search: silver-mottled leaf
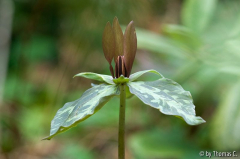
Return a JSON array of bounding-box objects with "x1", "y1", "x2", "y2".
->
[
  {"x1": 74, "y1": 72, "x2": 114, "y2": 84},
  {"x1": 127, "y1": 79, "x2": 205, "y2": 125},
  {"x1": 129, "y1": 69, "x2": 164, "y2": 82},
  {"x1": 43, "y1": 84, "x2": 119, "y2": 140}
]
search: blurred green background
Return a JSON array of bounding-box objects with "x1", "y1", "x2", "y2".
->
[{"x1": 1, "y1": 0, "x2": 240, "y2": 158}]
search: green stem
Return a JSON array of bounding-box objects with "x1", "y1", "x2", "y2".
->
[{"x1": 119, "y1": 83, "x2": 126, "y2": 159}]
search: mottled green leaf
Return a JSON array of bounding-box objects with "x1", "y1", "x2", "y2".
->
[
  {"x1": 43, "y1": 84, "x2": 119, "y2": 140},
  {"x1": 129, "y1": 69, "x2": 163, "y2": 82},
  {"x1": 127, "y1": 79, "x2": 205, "y2": 125},
  {"x1": 74, "y1": 72, "x2": 114, "y2": 84}
]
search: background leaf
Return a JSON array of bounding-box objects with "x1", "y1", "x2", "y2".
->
[
  {"x1": 162, "y1": 25, "x2": 202, "y2": 52},
  {"x1": 210, "y1": 80, "x2": 240, "y2": 150},
  {"x1": 129, "y1": 128, "x2": 200, "y2": 159},
  {"x1": 181, "y1": 0, "x2": 218, "y2": 34},
  {"x1": 59, "y1": 143, "x2": 96, "y2": 159},
  {"x1": 136, "y1": 28, "x2": 186, "y2": 58}
]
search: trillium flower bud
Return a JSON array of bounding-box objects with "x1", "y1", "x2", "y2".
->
[
  {"x1": 115, "y1": 56, "x2": 127, "y2": 78},
  {"x1": 102, "y1": 17, "x2": 137, "y2": 78},
  {"x1": 44, "y1": 17, "x2": 205, "y2": 143}
]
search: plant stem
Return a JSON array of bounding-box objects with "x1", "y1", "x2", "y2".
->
[{"x1": 119, "y1": 83, "x2": 126, "y2": 159}]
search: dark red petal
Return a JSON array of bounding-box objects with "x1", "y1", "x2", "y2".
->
[
  {"x1": 113, "y1": 17, "x2": 124, "y2": 62},
  {"x1": 115, "y1": 56, "x2": 127, "y2": 78},
  {"x1": 109, "y1": 65, "x2": 114, "y2": 78},
  {"x1": 123, "y1": 21, "x2": 137, "y2": 77},
  {"x1": 121, "y1": 56, "x2": 127, "y2": 77},
  {"x1": 102, "y1": 21, "x2": 115, "y2": 64},
  {"x1": 115, "y1": 57, "x2": 119, "y2": 78}
]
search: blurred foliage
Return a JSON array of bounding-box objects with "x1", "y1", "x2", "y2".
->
[
  {"x1": 129, "y1": 128, "x2": 201, "y2": 159},
  {"x1": 137, "y1": 0, "x2": 240, "y2": 156},
  {"x1": 1, "y1": 0, "x2": 240, "y2": 158}
]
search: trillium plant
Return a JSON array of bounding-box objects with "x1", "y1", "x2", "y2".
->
[{"x1": 44, "y1": 17, "x2": 205, "y2": 158}]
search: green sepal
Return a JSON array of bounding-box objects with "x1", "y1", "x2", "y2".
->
[
  {"x1": 74, "y1": 72, "x2": 114, "y2": 85},
  {"x1": 127, "y1": 78, "x2": 205, "y2": 125},
  {"x1": 129, "y1": 69, "x2": 164, "y2": 82},
  {"x1": 43, "y1": 84, "x2": 119, "y2": 140},
  {"x1": 113, "y1": 75, "x2": 129, "y2": 84},
  {"x1": 112, "y1": 75, "x2": 133, "y2": 98},
  {"x1": 126, "y1": 85, "x2": 133, "y2": 98}
]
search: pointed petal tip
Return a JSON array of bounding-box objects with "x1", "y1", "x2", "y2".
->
[
  {"x1": 113, "y1": 17, "x2": 120, "y2": 26},
  {"x1": 123, "y1": 19, "x2": 137, "y2": 77},
  {"x1": 106, "y1": 21, "x2": 111, "y2": 26},
  {"x1": 201, "y1": 118, "x2": 206, "y2": 123},
  {"x1": 113, "y1": 17, "x2": 121, "y2": 27},
  {"x1": 129, "y1": 20, "x2": 135, "y2": 25},
  {"x1": 113, "y1": 16, "x2": 118, "y2": 21},
  {"x1": 102, "y1": 20, "x2": 115, "y2": 64},
  {"x1": 113, "y1": 16, "x2": 124, "y2": 60},
  {"x1": 125, "y1": 21, "x2": 136, "y2": 35}
]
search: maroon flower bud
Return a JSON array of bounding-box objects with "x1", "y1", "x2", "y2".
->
[
  {"x1": 102, "y1": 17, "x2": 137, "y2": 78},
  {"x1": 115, "y1": 56, "x2": 127, "y2": 78}
]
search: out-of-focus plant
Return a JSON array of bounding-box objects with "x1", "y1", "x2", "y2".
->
[
  {"x1": 44, "y1": 17, "x2": 205, "y2": 158},
  {"x1": 137, "y1": 0, "x2": 240, "y2": 153}
]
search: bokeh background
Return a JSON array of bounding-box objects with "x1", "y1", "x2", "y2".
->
[{"x1": 1, "y1": 0, "x2": 240, "y2": 158}]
